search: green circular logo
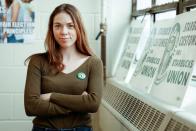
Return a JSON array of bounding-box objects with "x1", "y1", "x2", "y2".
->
[{"x1": 77, "y1": 72, "x2": 86, "y2": 80}]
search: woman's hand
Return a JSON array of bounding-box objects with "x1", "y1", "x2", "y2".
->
[
  {"x1": 82, "y1": 91, "x2": 88, "y2": 95},
  {"x1": 40, "y1": 93, "x2": 52, "y2": 101}
]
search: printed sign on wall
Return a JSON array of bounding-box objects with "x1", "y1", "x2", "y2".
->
[
  {"x1": 115, "y1": 20, "x2": 145, "y2": 81},
  {"x1": 150, "y1": 10, "x2": 196, "y2": 107},
  {"x1": 129, "y1": 19, "x2": 174, "y2": 93},
  {"x1": 0, "y1": 0, "x2": 35, "y2": 44}
]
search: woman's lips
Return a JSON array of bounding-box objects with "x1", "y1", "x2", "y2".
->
[{"x1": 59, "y1": 38, "x2": 69, "y2": 43}]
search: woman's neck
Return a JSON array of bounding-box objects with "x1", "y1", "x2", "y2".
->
[{"x1": 60, "y1": 44, "x2": 81, "y2": 63}]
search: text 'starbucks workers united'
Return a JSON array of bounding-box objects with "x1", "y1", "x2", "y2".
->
[
  {"x1": 150, "y1": 10, "x2": 196, "y2": 107},
  {"x1": 129, "y1": 19, "x2": 174, "y2": 93},
  {"x1": 115, "y1": 20, "x2": 145, "y2": 81}
]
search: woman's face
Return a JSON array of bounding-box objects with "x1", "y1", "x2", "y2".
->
[{"x1": 53, "y1": 12, "x2": 77, "y2": 49}]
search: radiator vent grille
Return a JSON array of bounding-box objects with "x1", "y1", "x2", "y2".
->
[
  {"x1": 103, "y1": 83, "x2": 166, "y2": 131},
  {"x1": 165, "y1": 119, "x2": 196, "y2": 131}
]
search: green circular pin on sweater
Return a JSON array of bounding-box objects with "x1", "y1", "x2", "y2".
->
[{"x1": 77, "y1": 72, "x2": 86, "y2": 80}]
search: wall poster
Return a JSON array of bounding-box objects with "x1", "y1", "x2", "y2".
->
[{"x1": 0, "y1": 0, "x2": 35, "y2": 44}]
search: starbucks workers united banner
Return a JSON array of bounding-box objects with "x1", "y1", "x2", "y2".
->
[
  {"x1": 115, "y1": 20, "x2": 145, "y2": 81},
  {"x1": 150, "y1": 10, "x2": 196, "y2": 107},
  {"x1": 129, "y1": 19, "x2": 174, "y2": 93}
]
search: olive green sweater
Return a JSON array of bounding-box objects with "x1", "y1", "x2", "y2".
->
[{"x1": 24, "y1": 53, "x2": 103, "y2": 128}]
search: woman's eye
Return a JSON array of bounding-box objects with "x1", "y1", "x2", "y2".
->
[
  {"x1": 68, "y1": 24, "x2": 74, "y2": 28},
  {"x1": 54, "y1": 25, "x2": 60, "y2": 28}
]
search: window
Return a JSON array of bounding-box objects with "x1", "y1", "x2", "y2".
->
[
  {"x1": 137, "y1": 0, "x2": 151, "y2": 10},
  {"x1": 190, "y1": 8, "x2": 196, "y2": 11},
  {"x1": 156, "y1": 11, "x2": 176, "y2": 21},
  {"x1": 156, "y1": 0, "x2": 178, "y2": 5}
]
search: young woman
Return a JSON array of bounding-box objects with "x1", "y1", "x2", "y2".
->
[{"x1": 24, "y1": 3, "x2": 103, "y2": 131}]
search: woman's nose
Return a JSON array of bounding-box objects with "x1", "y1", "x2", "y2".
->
[{"x1": 61, "y1": 26, "x2": 69, "y2": 35}]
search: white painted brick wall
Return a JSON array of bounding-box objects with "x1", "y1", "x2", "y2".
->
[{"x1": 0, "y1": 0, "x2": 101, "y2": 130}]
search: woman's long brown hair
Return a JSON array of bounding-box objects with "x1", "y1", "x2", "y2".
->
[{"x1": 45, "y1": 4, "x2": 93, "y2": 71}]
